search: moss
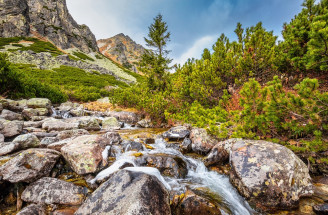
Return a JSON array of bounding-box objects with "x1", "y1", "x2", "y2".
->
[{"x1": 132, "y1": 152, "x2": 143, "y2": 157}]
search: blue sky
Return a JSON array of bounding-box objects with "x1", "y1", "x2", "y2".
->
[{"x1": 67, "y1": 0, "x2": 304, "y2": 65}]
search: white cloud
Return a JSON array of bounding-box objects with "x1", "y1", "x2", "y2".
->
[{"x1": 173, "y1": 35, "x2": 217, "y2": 66}]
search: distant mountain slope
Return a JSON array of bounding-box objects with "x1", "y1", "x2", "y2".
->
[
  {"x1": 0, "y1": 0, "x2": 98, "y2": 53},
  {"x1": 98, "y1": 33, "x2": 146, "y2": 73}
]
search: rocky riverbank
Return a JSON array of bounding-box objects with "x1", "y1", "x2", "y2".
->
[{"x1": 0, "y1": 98, "x2": 327, "y2": 215}]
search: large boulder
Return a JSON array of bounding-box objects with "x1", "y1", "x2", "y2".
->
[
  {"x1": 102, "y1": 131, "x2": 122, "y2": 144},
  {"x1": 136, "y1": 153, "x2": 188, "y2": 178},
  {"x1": 0, "y1": 118, "x2": 24, "y2": 137},
  {"x1": 27, "y1": 98, "x2": 51, "y2": 109},
  {"x1": 21, "y1": 177, "x2": 86, "y2": 205},
  {"x1": 106, "y1": 111, "x2": 139, "y2": 124},
  {"x1": 0, "y1": 109, "x2": 23, "y2": 121},
  {"x1": 102, "y1": 117, "x2": 121, "y2": 130},
  {"x1": 173, "y1": 189, "x2": 222, "y2": 215},
  {"x1": 190, "y1": 128, "x2": 218, "y2": 155},
  {"x1": 0, "y1": 133, "x2": 41, "y2": 156},
  {"x1": 22, "y1": 108, "x2": 49, "y2": 120},
  {"x1": 204, "y1": 138, "x2": 241, "y2": 166},
  {"x1": 65, "y1": 116, "x2": 101, "y2": 131},
  {"x1": 163, "y1": 126, "x2": 190, "y2": 141},
  {"x1": 75, "y1": 170, "x2": 171, "y2": 215},
  {"x1": 61, "y1": 135, "x2": 111, "y2": 174},
  {"x1": 17, "y1": 204, "x2": 46, "y2": 215},
  {"x1": 0, "y1": 148, "x2": 60, "y2": 183},
  {"x1": 42, "y1": 119, "x2": 79, "y2": 132},
  {"x1": 229, "y1": 140, "x2": 313, "y2": 211},
  {"x1": 57, "y1": 129, "x2": 89, "y2": 140}
]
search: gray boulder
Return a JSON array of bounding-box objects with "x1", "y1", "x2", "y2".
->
[
  {"x1": 190, "y1": 128, "x2": 218, "y2": 155},
  {"x1": 230, "y1": 140, "x2": 313, "y2": 211},
  {"x1": 22, "y1": 108, "x2": 49, "y2": 120},
  {"x1": 0, "y1": 109, "x2": 23, "y2": 121},
  {"x1": 21, "y1": 177, "x2": 86, "y2": 205},
  {"x1": 102, "y1": 131, "x2": 122, "y2": 144},
  {"x1": 65, "y1": 116, "x2": 101, "y2": 131},
  {"x1": 42, "y1": 119, "x2": 79, "y2": 131},
  {"x1": 17, "y1": 204, "x2": 46, "y2": 215},
  {"x1": 0, "y1": 118, "x2": 23, "y2": 137},
  {"x1": 204, "y1": 138, "x2": 241, "y2": 166},
  {"x1": 137, "y1": 118, "x2": 153, "y2": 128},
  {"x1": 102, "y1": 117, "x2": 121, "y2": 130},
  {"x1": 0, "y1": 133, "x2": 4, "y2": 143},
  {"x1": 106, "y1": 111, "x2": 139, "y2": 124},
  {"x1": 27, "y1": 98, "x2": 51, "y2": 109},
  {"x1": 0, "y1": 133, "x2": 41, "y2": 156},
  {"x1": 180, "y1": 138, "x2": 192, "y2": 154},
  {"x1": 23, "y1": 121, "x2": 43, "y2": 128},
  {"x1": 75, "y1": 170, "x2": 171, "y2": 215},
  {"x1": 0, "y1": 148, "x2": 60, "y2": 183},
  {"x1": 163, "y1": 126, "x2": 190, "y2": 141},
  {"x1": 57, "y1": 129, "x2": 89, "y2": 140}
]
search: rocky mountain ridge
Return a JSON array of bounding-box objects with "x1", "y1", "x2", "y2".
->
[
  {"x1": 98, "y1": 33, "x2": 146, "y2": 73},
  {"x1": 0, "y1": 0, "x2": 98, "y2": 53}
]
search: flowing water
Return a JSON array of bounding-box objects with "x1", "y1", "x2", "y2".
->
[{"x1": 93, "y1": 129, "x2": 256, "y2": 215}]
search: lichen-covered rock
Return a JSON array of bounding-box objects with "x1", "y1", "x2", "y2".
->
[
  {"x1": 173, "y1": 189, "x2": 222, "y2": 215},
  {"x1": 229, "y1": 140, "x2": 313, "y2": 211},
  {"x1": 47, "y1": 138, "x2": 72, "y2": 151},
  {"x1": 102, "y1": 131, "x2": 122, "y2": 144},
  {"x1": 22, "y1": 108, "x2": 49, "y2": 120},
  {"x1": 21, "y1": 177, "x2": 86, "y2": 205},
  {"x1": 60, "y1": 135, "x2": 111, "y2": 174},
  {"x1": 75, "y1": 170, "x2": 171, "y2": 215},
  {"x1": 102, "y1": 117, "x2": 121, "y2": 130},
  {"x1": 42, "y1": 119, "x2": 79, "y2": 131},
  {"x1": 163, "y1": 126, "x2": 190, "y2": 141},
  {"x1": 190, "y1": 128, "x2": 218, "y2": 155},
  {"x1": 106, "y1": 111, "x2": 139, "y2": 124},
  {"x1": 17, "y1": 203, "x2": 46, "y2": 215},
  {"x1": 137, "y1": 118, "x2": 153, "y2": 128},
  {"x1": 40, "y1": 137, "x2": 58, "y2": 147},
  {"x1": 0, "y1": 142, "x2": 17, "y2": 156},
  {"x1": 0, "y1": 118, "x2": 24, "y2": 137},
  {"x1": 27, "y1": 98, "x2": 51, "y2": 109},
  {"x1": 57, "y1": 129, "x2": 89, "y2": 140},
  {"x1": 136, "y1": 153, "x2": 188, "y2": 178},
  {"x1": 65, "y1": 116, "x2": 100, "y2": 131},
  {"x1": 0, "y1": 148, "x2": 60, "y2": 183},
  {"x1": 23, "y1": 121, "x2": 43, "y2": 128},
  {"x1": 13, "y1": 133, "x2": 40, "y2": 148},
  {"x1": 0, "y1": 109, "x2": 23, "y2": 121},
  {"x1": 204, "y1": 138, "x2": 241, "y2": 167}
]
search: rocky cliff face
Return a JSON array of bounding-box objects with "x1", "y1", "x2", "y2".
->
[
  {"x1": 0, "y1": 0, "x2": 98, "y2": 53},
  {"x1": 98, "y1": 33, "x2": 145, "y2": 72}
]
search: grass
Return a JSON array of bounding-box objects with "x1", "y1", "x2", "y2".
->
[
  {"x1": 13, "y1": 64, "x2": 129, "y2": 102},
  {"x1": 73, "y1": 51, "x2": 95, "y2": 61}
]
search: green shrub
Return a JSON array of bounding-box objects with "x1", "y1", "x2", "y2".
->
[{"x1": 73, "y1": 51, "x2": 95, "y2": 61}]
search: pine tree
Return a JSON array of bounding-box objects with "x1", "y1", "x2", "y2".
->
[{"x1": 139, "y1": 14, "x2": 172, "y2": 91}]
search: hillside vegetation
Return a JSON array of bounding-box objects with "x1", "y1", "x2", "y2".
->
[{"x1": 110, "y1": 0, "x2": 328, "y2": 156}]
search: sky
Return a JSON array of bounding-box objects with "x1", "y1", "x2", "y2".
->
[{"x1": 66, "y1": 0, "x2": 304, "y2": 65}]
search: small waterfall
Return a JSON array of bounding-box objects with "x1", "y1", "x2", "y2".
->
[
  {"x1": 93, "y1": 137, "x2": 256, "y2": 215},
  {"x1": 51, "y1": 107, "x2": 72, "y2": 119}
]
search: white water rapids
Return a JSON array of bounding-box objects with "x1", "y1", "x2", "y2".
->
[{"x1": 92, "y1": 136, "x2": 256, "y2": 215}]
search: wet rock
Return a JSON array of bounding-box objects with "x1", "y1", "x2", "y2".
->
[
  {"x1": 27, "y1": 98, "x2": 51, "y2": 109},
  {"x1": 42, "y1": 119, "x2": 79, "y2": 132},
  {"x1": 137, "y1": 118, "x2": 153, "y2": 128},
  {"x1": 57, "y1": 129, "x2": 89, "y2": 140},
  {"x1": 204, "y1": 138, "x2": 241, "y2": 166},
  {"x1": 229, "y1": 140, "x2": 313, "y2": 211},
  {"x1": 21, "y1": 177, "x2": 86, "y2": 205},
  {"x1": 163, "y1": 126, "x2": 190, "y2": 141},
  {"x1": 173, "y1": 189, "x2": 222, "y2": 215},
  {"x1": 65, "y1": 116, "x2": 100, "y2": 131},
  {"x1": 313, "y1": 203, "x2": 328, "y2": 215},
  {"x1": 106, "y1": 111, "x2": 139, "y2": 124},
  {"x1": 122, "y1": 140, "x2": 144, "y2": 152},
  {"x1": 0, "y1": 148, "x2": 60, "y2": 183},
  {"x1": 0, "y1": 109, "x2": 23, "y2": 121},
  {"x1": 180, "y1": 138, "x2": 192, "y2": 153},
  {"x1": 145, "y1": 138, "x2": 155, "y2": 144},
  {"x1": 102, "y1": 117, "x2": 120, "y2": 130},
  {"x1": 137, "y1": 153, "x2": 188, "y2": 178},
  {"x1": 75, "y1": 170, "x2": 171, "y2": 215},
  {"x1": 102, "y1": 131, "x2": 122, "y2": 144},
  {"x1": 17, "y1": 203, "x2": 46, "y2": 215},
  {"x1": 22, "y1": 108, "x2": 48, "y2": 120},
  {"x1": 190, "y1": 128, "x2": 218, "y2": 155},
  {"x1": 313, "y1": 183, "x2": 328, "y2": 202},
  {"x1": 61, "y1": 135, "x2": 111, "y2": 174}
]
